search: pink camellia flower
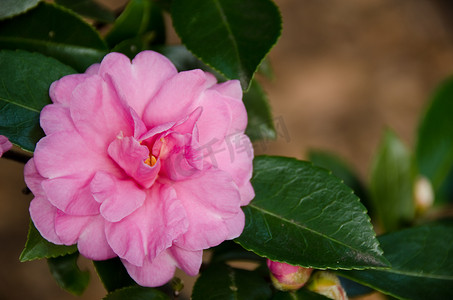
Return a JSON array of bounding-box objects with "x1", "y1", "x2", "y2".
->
[
  {"x1": 24, "y1": 51, "x2": 254, "y2": 287},
  {"x1": 0, "y1": 135, "x2": 12, "y2": 157},
  {"x1": 267, "y1": 259, "x2": 313, "y2": 291}
]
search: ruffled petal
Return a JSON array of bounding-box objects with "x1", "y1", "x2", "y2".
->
[
  {"x1": 210, "y1": 134, "x2": 254, "y2": 205},
  {"x1": 40, "y1": 104, "x2": 75, "y2": 135},
  {"x1": 0, "y1": 135, "x2": 12, "y2": 157},
  {"x1": 49, "y1": 73, "x2": 90, "y2": 105},
  {"x1": 24, "y1": 159, "x2": 44, "y2": 196},
  {"x1": 29, "y1": 196, "x2": 62, "y2": 244},
  {"x1": 143, "y1": 69, "x2": 208, "y2": 128},
  {"x1": 105, "y1": 184, "x2": 187, "y2": 266},
  {"x1": 207, "y1": 79, "x2": 247, "y2": 134},
  {"x1": 172, "y1": 169, "x2": 242, "y2": 250},
  {"x1": 169, "y1": 246, "x2": 202, "y2": 276},
  {"x1": 91, "y1": 171, "x2": 146, "y2": 222},
  {"x1": 54, "y1": 213, "x2": 115, "y2": 260},
  {"x1": 195, "y1": 89, "x2": 233, "y2": 147},
  {"x1": 108, "y1": 136, "x2": 160, "y2": 189},
  {"x1": 41, "y1": 175, "x2": 99, "y2": 216},
  {"x1": 34, "y1": 131, "x2": 115, "y2": 179},
  {"x1": 77, "y1": 216, "x2": 116, "y2": 260},
  {"x1": 54, "y1": 212, "x2": 91, "y2": 245},
  {"x1": 122, "y1": 250, "x2": 176, "y2": 287},
  {"x1": 70, "y1": 76, "x2": 133, "y2": 151},
  {"x1": 99, "y1": 51, "x2": 177, "y2": 117},
  {"x1": 224, "y1": 209, "x2": 246, "y2": 240}
]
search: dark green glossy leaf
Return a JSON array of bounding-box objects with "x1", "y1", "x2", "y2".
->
[
  {"x1": 171, "y1": 0, "x2": 281, "y2": 89},
  {"x1": 437, "y1": 166, "x2": 453, "y2": 203},
  {"x1": 0, "y1": 0, "x2": 40, "y2": 20},
  {"x1": 308, "y1": 150, "x2": 369, "y2": 209},
  {"x1": 236, "y1": 156, "x2": 389, "y2": 270},
  {"x1": 20, "y1": 220, "x2": 77, "y2": 261},
  {"x1": 93, "y1": 257, "x2": 136, "y2": 293},
  {"x1": 103, "y1": 286, "x2": 170, "y2": 300},
  {"x1": 243, "y1": 80, "x2": 276, "y2": 141},
  {"x1": 338, "y1": 276, "x2": 374, "y2": 298},
  {"x1": 192, "y1": 263, "x2": 272, "y2": 300},
  {"x1": 106, "y1": 0, "x2": 165, "y2": 48},
  {"x1": 0, "y1": 50, "x2": 76, "y2": 151},
  {"x1": 111, "y1": 36, "x2": 150, "y2": 60},
  {"x1": 0, "y1": 2, "x2": 108, "y2": 72},
  {"x1": 211, "y1": 240, "x2": 264, "y2": 264},
  {"x1": 55, "y1": 0, "x2": 115, "y2": 23},
  {"x1": 272, "y1": 289, "x2": 331, "y2": 300},
  {"x1": 416, "y1": 77, "x2": 453, "y2": 195},
  {"x1": 337, "y1": 220, "x2": 453, "y2": 300},
  {"x1": 155, "y1": 45, "x2": 220, "y2": 75},
  {"x1": 370, "y1": 130, "x2": 415, "y2": 232},
  {"x1": 48, "y1": 252, "x2": 90, "y2": 296}
]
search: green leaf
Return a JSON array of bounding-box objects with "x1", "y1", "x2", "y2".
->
[
  {"x1": 192, "y1": 263, "x2": 272, "y2": 300},
  {"x1": 416, "y1": 76, "x2": 453, "y2": 194},
  {"x1": 338, "y1": 276, "x2": 374, "y2": 298},
  {"x1": 369, "y1": 129, "x2": 415, "y2": 232},
  {"x1": 47, "y1": 252, "x2": 90, "y2": 296},
  {"x1": 437, "y1": 166, "x2": 453, "y2": 203},
  {"x1": 243, "y1": 79, "x2": 276, "y2": 141},
  {"x1": 55, "y1": 0, "x2": 115, "y2": 23},
  {"x1": 0, "y1": 0, "x2": 40, "y2": 20},
  {"x1": 308, "y1": 150, "x2": 369, "y2": 209},
  {"x1": 0, "y1": 50, "x2": 76, "y2": 151},
  {"x1": 337, "y1": 220, "x2": 453, "y2": 300},
  {"x1": 0, "y1": 2, "x2": 108, "y2": 72},
  {"x1": 171, "y1": 0, "x2": 282, "y2": 89},
  {"x1": 272, "y1": 289, "x2": 331, "y2": 300},
  {"x1": 93, "y1": 257, "x2": 136, "y2": 293},
  {"x1": 111, "y1": 36, "x2": 150, "y2": 60},
  {"x1": 210, "y1": 240, "x2": 264, "y2": 264},
  {"x1": 155, "y1": 45, "x2": 219, "y2": 74},
  {"x1": 20, "y1": 220, "x2": 77, "y2": 262},
  {"x1": 103, "y1": 286, "x2": 170, "y2": 300},
  {"x1": 105, "y1": 0, "x2": 165, "y2": 48},
  {"x1": 236, "y1": 156, "x2": 389, "y2": 270}
]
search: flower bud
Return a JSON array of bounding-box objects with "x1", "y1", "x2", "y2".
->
[
  {"x1": 267, "y1": 259, "x2": 313, "y2": 291},
  {"x1": 307, "y1": 271, "x2": 348, "y2": 300},
  {"x1": 413, "y1": 176, "x2": 434, "y2": 215}
]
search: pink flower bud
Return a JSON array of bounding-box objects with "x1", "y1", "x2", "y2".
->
[
  {"x1": 267, "y1": 259, "x2": 313, "y2": 291},
  {"x1": 307, "y1": 271, "x2": 348, "y2": 300},
  {"x1": 414, "y1": 176, "x2": 434, "y2": 215}
]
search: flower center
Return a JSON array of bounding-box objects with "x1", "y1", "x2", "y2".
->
[{"x1": 144, "y1": 155, "x2": 157, "y2": 167}]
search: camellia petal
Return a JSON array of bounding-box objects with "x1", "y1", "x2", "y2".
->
[
  {"x1": 25, "y1": 50, "x2": 254, "y2": 287},
  {"x1": 29, "y1": 196, "x2": 62, "y2": 245},
  {"x1": 169, "y1": 246, "x2": 203, "y2": 276},
  {"x1": 122, "y1": 250, "x2": 176, "y2": 287},
  {"x1": 0, "y1": 135, "x2": 12, "y2": 157},
  {"x1": 99, "y1": 51, "x2": 177, "y2": 117},
  {"x1": 91, "y1": 171, "x2": 146, "y2": 222},
  {"x1": 105, "y1": 184, "x2": 187, "y2": 266},
  {"x1": 172, "y1": 169, "x2": 242, "y2": 250}
]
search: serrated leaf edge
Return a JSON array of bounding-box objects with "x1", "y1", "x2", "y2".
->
[{"x1": 171, "y1": 0, "x2": 282, "y2": 91}]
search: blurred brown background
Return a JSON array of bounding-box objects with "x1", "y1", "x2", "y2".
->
[{"x1": 1, "y1": 0, "x2": 453, "y2": 299}]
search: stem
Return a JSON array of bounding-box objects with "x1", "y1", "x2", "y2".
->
[{"x1": 2, "y1": 149, "x2": 32, "y2": 164}]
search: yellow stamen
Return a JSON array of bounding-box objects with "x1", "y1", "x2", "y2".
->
[{"x1": 144, "y1": 155, "x2": 157, "y2": 167}]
